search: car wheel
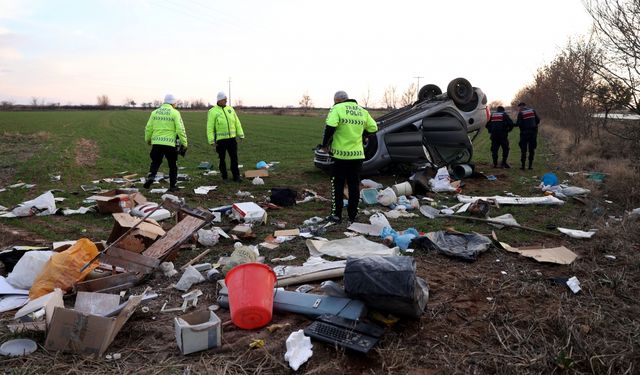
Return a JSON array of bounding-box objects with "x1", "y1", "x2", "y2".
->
[
  {"x1": 447, "y1": 78, "x2": 473, "y2": 105},
  {"x1": 417, "y1": 84, "x2": 442, "y2": 102}
]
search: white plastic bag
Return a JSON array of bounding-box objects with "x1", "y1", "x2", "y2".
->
[
  {"x1": 6, "y1": 251, "x2": 53, "y2": 289},
  {"x1": 429, "y1": 167, "x2": 456, "y2": 192},
  {"x1": 376, "y1": 187, "x2": 397, "y2": 206},
  {"x1": 11, "y1": 191, "x2": 57, "y2": 217},
  {"x1": 360, "y1": 179, "x2": 383, "y2": 189},
  {"x1": 174, "y1": 266, "x2": 205, "y2": 291},
  {"x1": 369, "y1": 212, "x2": 390, "y2": 228},
  {"x1": 197, "y1": 228, "x2": 220, "y2": 247},
  {"x1": 252, "y1": 177, "x2": 265, "y2": 185}
]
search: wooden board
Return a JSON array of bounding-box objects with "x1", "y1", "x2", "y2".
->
[
  {"x1": 143, "y1": 215, "x2": 206, "y2": 259},
  {"x1": 75, "y1": 272, "x2": 142, "y2": 293},
  {"x1": 102, "y1": 246, "x2": 160, "y2": 274}
]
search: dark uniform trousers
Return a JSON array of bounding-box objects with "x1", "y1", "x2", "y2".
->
[
  {"x1": 490, "y1": 135, "x2": 510, "y2": 166},
  {"x1": 148, "y1": 144, "x2": 178, "y2": 188},
  {"x1": 331, "y1": 158, "x2": 362, "y2": 221},
  {"x1": 519, "y1": 129, "x2": 538, "y2": 168},
  {"x1": 216, "y1": 138, "x2": 240, "y2": 180}
]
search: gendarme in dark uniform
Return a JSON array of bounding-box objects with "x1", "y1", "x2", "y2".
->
[
  {"x1": 486, "y1": 105, "x2": 514, "y2": 168},
  {"x1": 516, "y1": 102, "x2": 541, "y2": 170}
]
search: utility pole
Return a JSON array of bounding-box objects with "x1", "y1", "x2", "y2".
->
[
  {"x1": 228, "y1": 77, "x2": 232, "y2": 106},
  {"x1": 413, "y1": 75, "x2": 423, "y2": 100}
]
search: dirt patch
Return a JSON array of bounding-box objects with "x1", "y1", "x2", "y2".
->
[
  {"x1": 75, "y1": 138, "x2": 98, "y2": 167},
  {"x1": 0, "y1": 131, "x2": 50, "y2": 186}
]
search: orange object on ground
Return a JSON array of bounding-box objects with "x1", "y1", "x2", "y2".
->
[
  {"x1": 29, "y1": 238, "x2": 100, "y2": 299},
  {"x1": 225, "y1": 263, "x2": 276, "y2": 329}
]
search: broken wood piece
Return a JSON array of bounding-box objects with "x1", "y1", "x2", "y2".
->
[
  {"x1": 444, "y1": 214, "x2": 560, "y2": 237},
  {"x1": 75, "y1": 272, "x2": 142, "y2": 293},
  {"x1": 143, "y1": 215, "x2": 207, "y2": 260},
  {"x1": 180, "y1": 249, "x2": 213, "y2": 270}
]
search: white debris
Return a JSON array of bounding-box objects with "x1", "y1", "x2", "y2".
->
[{"x1": 284, "y1": 330, "x2": 313, "y2": 371}]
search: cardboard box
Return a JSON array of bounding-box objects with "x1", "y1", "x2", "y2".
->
[
  {"x1": 107, "y1": 213, "x2": 166, "y2": 253},
  {"x1": 87, "y1": 189, "x2": 147, "y2": 214},
  {"x1": 231, "y1": 202, "x2": 267, "y2": 224},
  {"x1": 244, "y1": 169, "x2": 268, "y2": 178},
  {"x1": 44, "y1": 291, "x2": 144, "y2": 355},
  {"x1": 14, "y1": 288, "x2": 64, "y2": 329},
  {"x1": 175, "y1": 310, "x2": 221, "y2": 355}
]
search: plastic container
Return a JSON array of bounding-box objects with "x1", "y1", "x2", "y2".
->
[
  {"x1": 391, "y1": 182, "x2": 412, "y2": 197},
  {"x1": 361, "y1": 188, "x2": 379, "y2": 205},
  {"x1": 225, "y1": 263, "x2": 276, "y2": 329}
]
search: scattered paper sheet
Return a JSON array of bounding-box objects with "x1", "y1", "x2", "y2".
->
[
  {"x1": 0, "y1": 295, "x2": 29, "y2": 313},
  {"x1": 194, "y1": 186, "x2": 217, "y2": 195}
]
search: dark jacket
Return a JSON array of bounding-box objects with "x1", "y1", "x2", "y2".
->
[
  {"x1": 516, "y1": 107, "x2": 540, "y2": 131},
  {"x1": 486, "y1": 110, "x2": 514, "y2": 138}
]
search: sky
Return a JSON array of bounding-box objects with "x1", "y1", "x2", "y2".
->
[{"x1": 0, "y1": 0, "x2": 595, "y2": 108}]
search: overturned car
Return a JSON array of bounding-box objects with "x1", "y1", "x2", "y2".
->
[{"x1": 314, "y1": 78, "x2": 489, "y2": 177}]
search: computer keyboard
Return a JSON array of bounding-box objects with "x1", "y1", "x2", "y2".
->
[{"x1": 303, "y1": 314, "x2": 383, "y2": 354}]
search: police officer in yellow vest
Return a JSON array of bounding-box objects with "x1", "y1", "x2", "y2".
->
[
  {"x1": 207, "y1": 91, "x2": 245, "y2": 182},
  {"x1": 143, "y1": 94, "x2": 188, "y2": 192},
  {"x1": 321, "y1": 91, "x2": 378, "y2": 224}
]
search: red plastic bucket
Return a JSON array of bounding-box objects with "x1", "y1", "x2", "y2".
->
[{"x1": 225, "y1": 263, "x2": 276, "y2": 329}]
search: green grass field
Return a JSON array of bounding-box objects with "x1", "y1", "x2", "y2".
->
[{"x1": 0, "y1": 109, "x2": 573, "y2": 246}]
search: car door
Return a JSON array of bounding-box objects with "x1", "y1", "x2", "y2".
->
[
  {"x1": 421, "y1": 115, "x2": 472, "y2": 167},
  {"x1": 383, "y1": 125, "x2": 427, "y2": 162}
]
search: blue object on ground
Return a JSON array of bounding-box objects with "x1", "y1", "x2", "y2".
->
[{"x1": 541, "y1": 172, "x2": 559, "y2": 186}]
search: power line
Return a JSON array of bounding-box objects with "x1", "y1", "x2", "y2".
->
[{"x1": 413, "y1": 76, "x2": 423, "y2": 99}]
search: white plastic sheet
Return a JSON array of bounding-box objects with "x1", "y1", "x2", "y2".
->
[
  {"x1": 6, "y1": 251, "x2": 53, "y2": 289},
  {"x1": 307, "y1": 236, "x2": 399, "y2": 259},
  {"x1": 457, "y1": 194, "x2": 565, "y2": 205},
  {"x1": 557, "y1": 227, "x2": 596, "y2": 239},
  {"x1": 3, "y1": 191, "x2": 57, "y2": 218}
]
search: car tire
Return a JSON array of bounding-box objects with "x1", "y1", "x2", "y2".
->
[
  {"x1": 417, "y1": 84, "x2": 442, "y2": 102},
  {"x1": 447, "y1": 78, "x2": 473, "y2": 105}
]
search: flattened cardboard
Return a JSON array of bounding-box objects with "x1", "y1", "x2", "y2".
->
[
  {"x1": 244, "y1": 169, "x2": 269, "y2": 178},
  {"x1": 274, "y1": 229, "x2": 300, "y2": 237},
  {"x1": 44, "y1": 291, "x2": 145, "y2": 355},
  {"x1": 74, "y1": 291, "x2": 120, "y2": 315},
  {"x1": 501, "y1": 243, "x2": 578, "y2": 265}
]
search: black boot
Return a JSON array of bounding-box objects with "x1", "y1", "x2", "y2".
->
[{"x1": 501, "y1": 161, "x2": 511, "y2": 169}]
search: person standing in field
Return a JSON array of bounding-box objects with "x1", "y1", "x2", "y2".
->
[
  {"x1": 320, "y1": 91, "x2": 378, "y2": 224},
  {"x1": 207, "y1": 92, "x2": 245, "y2": 182},
  {"x1": 143, "y1": 94, "x2": 188, "y2": 192},
  {"x1": 486, "y1": 105, "x2": 514, "y2": 168},
  {"x1": 515, "y1": 102, "x2": 541, "y2": 170}
]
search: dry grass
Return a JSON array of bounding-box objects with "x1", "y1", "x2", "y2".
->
[
  {"x1": 541, "y1": 124, "x2": 640, "y2": 207},
  {"x1": 75, "y1": 138, "x2": 99, "y2": 167}
]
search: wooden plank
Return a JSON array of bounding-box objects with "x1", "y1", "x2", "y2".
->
[
  {"x1": 143, "y1": 215, "x2": 206, "y2": 259},
  {"x1": 106, "y1": 246, "x2": 160, "y2": 269},
  {"x1": 75, "y1": 272, "x2": 142, "y2": 293}
]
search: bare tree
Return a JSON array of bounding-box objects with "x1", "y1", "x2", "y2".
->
[
  {"x1": 382, "y1": 85, "x2": 398, "y2": 109},
  {"x1": 488, "y1": 100, "x2": 504, "y2": 110},
  {"x1": 123, "y1": 97, "x2": 136, "y2": 107},
  {"x1": 399, "y1": 83, "x2": 417, "y2": 107},
  {"x1": 361, "y1": 88, "x2": 372, "y2": 108},
  {"x1": 152, "y1": 100, "x2": 161, "y2": 107},
  {"x1": 0, "y1": 100, "x2": 14, "y2": 110},
  {"x1": 299, "y1": 92, "x2": 313, "y2": 112},
  {"x1": 191, "y1": 98, "x2": 206, "y2": 109},
  {"x1": 30, "y1": 97, "x2": 41, "y2": 107},
  {"x1": 235, "y1": 98, "x2": 244, "y2": 108},
  {"x1": 584, "y1": 0, "x2": 640, "y2": 114},
  {"x1": 97, "y1": 95, "x2": 110, "y2": 109}
]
